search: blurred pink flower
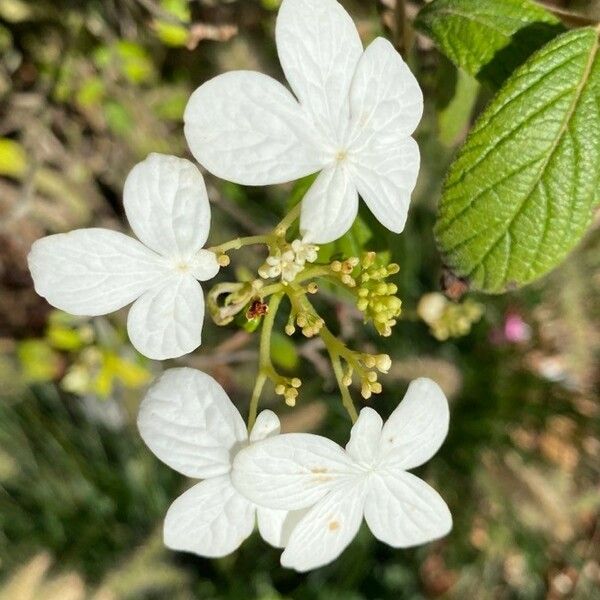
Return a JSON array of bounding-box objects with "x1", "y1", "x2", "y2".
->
[{"x1": 490, "y1": 311, "x2": 531, "y2": 345}]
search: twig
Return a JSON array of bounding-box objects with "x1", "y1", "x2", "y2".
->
[
  {"x1": 394, "y1": 0, "x2": 407, "y2": 57},
  {"x1": 535, "y1": 2, "x2": 599, "y2": 27}
]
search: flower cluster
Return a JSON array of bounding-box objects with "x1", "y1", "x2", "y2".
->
[
  {"x1": 355, "y1": 252, "x2": 403, "y2": 336},
  {"x1": 259, "y1": 239, "x2": 319, "y2": 283},
  {"x1": 26, "y1": 0, "x2": 455, "y2": 573},
  {"x1": 417, "y1": 292, "x2": 484, "y2": 341}
]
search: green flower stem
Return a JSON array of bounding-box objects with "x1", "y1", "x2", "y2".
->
[
  {"x1": 259, "y1": 282, "x2": 286, "y2": 297},
  {"x1": 208, "y1": 234, "x2": 274, "y2": 255},
  {"x1": 329, "y1": 351, "x2": 358, "y2": 424},
  {"x1": 319, "y1": 326, "x2": 363, "y2": 374},
  {"x1": 247, "y1": 292, "x2": 284, "y2": 431},
  {"x1": 293, "y1": 290, "x2": 359, "y2": 422},
  {"x1": 208, "y1": 204, "x2": 301, "y2": 256},
  {"x1": 274, "y1": 202, "x2": 301, "y2": 235}
]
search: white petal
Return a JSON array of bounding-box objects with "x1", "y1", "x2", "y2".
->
[
  {"x1": 249, "y1": 410, "x2": 281, "y2": 442},
  {"x1": 189, "y1": 249, "x2": 220, "y2": 282},
  {"x1": 123, "y1": 154, "x2": 212, "y2": 259},
  {"x1": 280, "y1": 481, "x2": 367, "y2": 572},
  {"x1": 364, "y1": 471, "x2": 452, "y2": 548},
  {"x1": 276, "y1": 0, "x2": 363, "y2": 142},
  {"x1": 380, "y1": 378, "x2": 450, "y2": 471},
  {"x1": 231, "y1": 433, "x2": 357, "y2": 510},
  {"x1": 348, "y1": 38, "x2": 423, "y2": 145},
  {"x1": 349, "y1": 136, "x2": 420, "y2": 234},
  {"x1": 127, "y1": 275, "x2": 205, "y2": 360},
  {"x1": 184, "y1": 71, "x2": 325, "y2": 185},
  {"x1": 256, "y1": 507, "x2": 307, "y2": 549},
  {"x1": 164, "y1": 477, "x2": 255, "y2": 558},
  {"x1": 345, "y1": 407, "x2": 383, "y2": 464},
  {"x1": 137, "y1": 367, "x2": 247, "y2": 478},
  {"x1": 299, "y1": 165, "x2": 358, "y2": 244},
  {"x1": 27, "y1": 229, "x2": 166, "y2": 316}
]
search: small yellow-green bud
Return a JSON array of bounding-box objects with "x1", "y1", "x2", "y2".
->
[
  {"x1": 376, "y1": 354, "x2": 392, "y2": 373},
  {"x1": 371, "y1": 382, "x2": 382, "y2": 394},
  {"x1": 363, "y1": 355, "x2": 376, "y2": 368},
  {"x1": 217, "y1": 253, "x2": 230, "y2": 267},
  {"x1": 361, "y1": 383, "x2": 372, "y2": 399}
]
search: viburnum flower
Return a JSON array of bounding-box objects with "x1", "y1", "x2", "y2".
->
[
  {"x1": 138, "y1": 368, "x2": 303, "y2": 557},
  {"x1": 184, "y1": 0, "x2": 423, "y2": 244},
  {"x1": 27, "y1": 153, "x2": 219, "y2": 360},
  {"x1": 258, "y1": 238, "x2": 319, "y2": 282},
  {"x1": 232, "y1": 378, "x2": 452, "y2": 571}
]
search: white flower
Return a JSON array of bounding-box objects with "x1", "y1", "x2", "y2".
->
[
  {"x1": 291, "y1": 239, "x2": 318, "y2": 266},
  {"x1": 259, "y1": 239, "x2": 319, "y2": 283},
  {"x1": 232, "y1": 378, "x2": 452, "y2": 571},
  {"x1": 137, "y1": 367, "x2": 303, "y2": 557},
  {"x1": 27, "y1": 154, "x2": 219, "y2": 360},
  {"x1": 267, "y1": 249, "x2": 303, "y2": 282},
  {"x1": 184, "y1": 0, "x2": 423, "y2": 244}
]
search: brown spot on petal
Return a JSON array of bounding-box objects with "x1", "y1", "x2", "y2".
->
[{"x1": 328, "y1": 521, "x2": 340, "y2": 531}]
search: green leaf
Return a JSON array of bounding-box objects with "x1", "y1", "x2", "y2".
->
[
  {"x1": 435, "y1": 27, "x2": 600, "y2": 294},
  {"x1": 415, "y1": 0, "x2": 565, "y2": 88}
]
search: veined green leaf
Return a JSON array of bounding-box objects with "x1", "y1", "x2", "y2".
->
[
  {"x1": 436, "y1": 27, "x2": 600, "y2": 294},
  {"x1": 415, "y1": 0, "x2": 564, "y2": 87}
]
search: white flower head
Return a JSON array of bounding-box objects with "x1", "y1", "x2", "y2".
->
[
  {"x1": 232, "y1": 378, "x2": 452, "y2": 572},
  {"x1": 184, "y1": 0, "x2": 423, "y2": 244},
  {"x1": 137, "y1": 367, "x2": 302, "y2": 557},
  {"x1": 291, "y1": 239, "x2": 318, "y2": 266},
  {"x1": 27, "y1": 154, "x2": 219, "y2": 360},
  {"x1": 259, "y1": 239, "x2": 319, "y2": 283}
]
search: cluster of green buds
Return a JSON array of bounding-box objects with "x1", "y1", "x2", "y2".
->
[
  {"x1": 274, "y1": 377, "x2": 302, "y2": 407},
  {"x1": 355, "y1": 252, "x2": 402, "y2": 337},
  {"x1": 329, "y1": 256, "x2": 360, "y2": 287},
  {"x1": 286, "y1": 287, "x2": 324, "y2": 337},
  {"x1": 259, "y1": 239, "x2": 319, "y2": 283},
  {"x1": 284, "y1": 283, "x2": 324, "y2": 337},
  {"x1": 417, "y1": 292, "x2": 484, "y2": 341},
  {"x1": 341, "y1": 351, "x2": 392, "y2": 400}
]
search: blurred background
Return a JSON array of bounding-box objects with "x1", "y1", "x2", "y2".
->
[{"x1": 0, "y1": 0, "x2": 598, "y2": 598}]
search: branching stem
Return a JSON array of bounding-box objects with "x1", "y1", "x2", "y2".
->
[
  {"x1": 295, "y1": 292, "x2": 359, "y2": 422},
  {"x1": 208, "y1": 234, "x2": 274, "y2": 254},
  {"x1": 247, "y1": 292, "x2": 284, "y2": 430},
  {"x1": 274, "y1": 203, "x2": 301, "y2": 235}
]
